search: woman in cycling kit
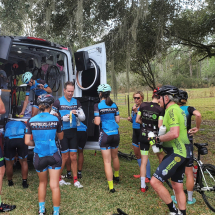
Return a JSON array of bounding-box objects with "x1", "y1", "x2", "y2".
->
[
  {"x1": 127, "y1": 91, "x2": 151, "y2": 181},
  {"x1": 94, "y1": 84, "x2": 120, "y2": 193},
  {"x1": 25, "y1": 94, "x2": 63, "y2": 215},
  {"x1": 20, "y1": 72, "x2": 52, "y2": 117}
]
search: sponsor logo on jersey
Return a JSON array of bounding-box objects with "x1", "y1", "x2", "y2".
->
[
  {"x1": 162, "y1": 169, "x2": 168, "y2": 176},
  {"x1": 174, "y1": 156, "x2": 181, "y2": 162},
  {"x1": 31, "y1": 122, "x2": 57, "y2": 127},
  {"x1": 100, "y1": 108, "x2": 117, "y2": 113},
  {"x1": 60, "y1": 105, "x2": 77, "y2": 110}
]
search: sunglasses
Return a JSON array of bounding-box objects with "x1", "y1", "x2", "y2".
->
[{"x1": 133, "y1": 97, "x2": 140, "y2": 100}]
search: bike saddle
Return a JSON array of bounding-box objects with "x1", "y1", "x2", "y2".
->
[{"x1": 194, "y1": 143, "x2": 208, "y2": 148}]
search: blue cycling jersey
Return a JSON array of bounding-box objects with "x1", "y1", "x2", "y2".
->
[
  {"x1": 26, "y1": 79, "x2": 48, "y2": 96},
  {"x1": 131, "y1": 107, "x2": 140, "y2": 129},
  {"x1": 25, "y1": 112, "x2": 62, "y2": 157},
  {"x1": 52, "y1": 96, "x2": 82, "y2": 130},
  {"x1": 77, "y1": 122, "x2": 87, "y2": 132},
  {"x1": 5, "y1": 120, "x2": 26, "y2": 139},
  {"x1": 94, "y1": 100, "x2": 119, "y2": 135}
]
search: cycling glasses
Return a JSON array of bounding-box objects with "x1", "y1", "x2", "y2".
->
[{"x1": 134, "y1": 97, "x2": 140, "y2": 100}]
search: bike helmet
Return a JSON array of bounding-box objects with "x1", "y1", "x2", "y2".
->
[
  {"x1": 157, "y1": 85, "x2": 179, "y2": 97},
  {"x1": 152, "y1": 87, "x2": 160, "y2": 99},
  {"x1": 178, "y1": 90, "x2": 188, "y2": 101},
  {"x1": 37, "y1": 94, "x2": 54, "y2": 107},
  {"x1": 22, "y1": 72, "x2": 33, "y2": 84},
  {"x1": 97, "y1": 84, "x2": 112, "y2": 93}
]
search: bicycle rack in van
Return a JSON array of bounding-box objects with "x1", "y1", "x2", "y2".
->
[{"x1": 0, "y1": 36, "x2": 107, "y2": 154}]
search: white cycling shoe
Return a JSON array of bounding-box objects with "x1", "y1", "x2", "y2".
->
[
  {"x1": 169, "y1": 210, "x2": 182, "y2": 215},
  {"x1": 59, "y1": 179, "x2": 71, "y2": 186},
  {"x1": 74, "y1": 181, "x2": 83, "y2": 189}
]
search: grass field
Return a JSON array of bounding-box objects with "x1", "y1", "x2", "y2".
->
[{"x1": 2, "y1": 88, "x2": 215, "y2": 214}]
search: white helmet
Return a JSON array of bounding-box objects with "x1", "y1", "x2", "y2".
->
[{"x1": 22, "y1": 72, "x2": 33, "y2": 84}]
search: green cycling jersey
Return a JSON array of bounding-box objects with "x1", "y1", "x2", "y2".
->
[{"x1": 162, "y1": 104, "x2": 190, "y2": 158}]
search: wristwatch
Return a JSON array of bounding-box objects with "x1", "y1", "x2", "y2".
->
[{"x1": 156, "y1": 136, "x2": 161, "y2": 144}]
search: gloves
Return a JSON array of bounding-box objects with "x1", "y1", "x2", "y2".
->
[
  {"x1": 149, "y1": 137, "x2": 156, "y2": 146},
  {"x1": 76, "y1": 107, "x2": 85, "y2": 121},
  {"x1": 62, "y1": 115, "x2": 70, "y2": 122},
  {"x1": 50, "y1": 107, "x2": 57, "y2": 115}
]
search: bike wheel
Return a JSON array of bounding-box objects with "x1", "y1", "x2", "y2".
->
[
  {"x1": 198, "y1": 164, "x2": 215, "y2": 212},
  {"x1": 46, "y1": 65, "x2": 60, "y2": 92}
]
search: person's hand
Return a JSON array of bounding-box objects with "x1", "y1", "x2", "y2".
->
[
  {"x1": 62, "y1": 115, "x2": 70, "y2": 122},
  {"x1": 19, "y1": 111, "x2": 24, "y2": 117},
  {"x1": 53, "y1": 112, "x2": 59, "y2": 117},
  {"x1": 39, "y1": 84, "x2": 44, "y2": 90},
  {"x1": 71, "y1": 110, "x2": 77, "y2": 115},
  {"x1": 132, "y1": 104, "x2": 138, "y2": 113},
  {"x1": 188, "y1": 127, "x2": 199, "y2": 135},
  {"x1": 127, "y1": 116, "x2": 132, "y2": 121}
]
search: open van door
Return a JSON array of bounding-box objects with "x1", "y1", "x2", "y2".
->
[{"x1": 74, "y1": 42, "x2": 107, "y2": 150}]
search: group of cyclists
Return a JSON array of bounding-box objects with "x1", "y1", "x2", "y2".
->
[{"x1": 0, "y1": 70, "x2": 201, "y2": 215}]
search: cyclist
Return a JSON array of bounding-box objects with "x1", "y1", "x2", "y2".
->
[
  {"x1": 150, "y1": 85, "x2": 190, "y2": 215},
  {"x1": 25, "y1": 94, "x2": 63, "y2": 215},
  {"x1": 51, "y1": 81, "x2": 85, "y2": 188},
  {"x1": 127, "y1": 91, "x2": 151, "y2": 182},
  {"x1": 135, "y1": 88, "x2": 164, "y2": 193},
  {"x1": 4, "y1": 120, "x2": 29, "y2": 188},
  {"x1": 171, "y1": 90, "x2": 201, "y2": 205},
  {"x1": 19, "y1": 72, "x2": 52, "y2": 117},
  {"x1": 0, "y1": 90, "x2": 16, "y2": 212},
  {"x1": 94, "y1": 84, "x2": 120, "y2": 193}
]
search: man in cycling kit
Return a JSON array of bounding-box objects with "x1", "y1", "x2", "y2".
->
[
  {"x1": 171, "y1": 90, "x2": 201, "y2": 205},
  {"x1": 150, "y1": 85, "x2": 190, "y2": 215},
  {"x1": 51, "y1": 81, "x2": 85, "y2": 188},
  {"x1": 20, "y1": 72, "x2": 52, "y2": 117}
]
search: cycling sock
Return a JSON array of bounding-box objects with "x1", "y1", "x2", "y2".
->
[
  {"x1": 141, "y1": 177, "x2": 146, "y2": 188},
  {"x1": 22, "y1": 179, "x2": 27, "y2": 184},
  {"x1": 180, "y1": 209, "x2": 186, "y2": 215},
  {"x1": 39, "y1": 202, "x2": 45, "y2": 213},
  {"x1": 114, "y1": 171, "x2": 119, "y2": 178},
  {"x1": 137, "y1": 158, "x2": 141, "y2": 167},
  {"x1": 108, "y1": 180, "x2": 114, "y2": 190},
  {"x1": 167, "y1": 201, "x2": 178, "y2": 213},
  {"x1": 146, "y1": 159, "x2": 151, "y2": 179},
  {"x1": 78, "y1": 170, "x2": 82, "y2": 174},
  {"x1": 73, "y1": 176, "x2": 78, "y2": 184},
  {"x1": 187, "y1": 190, "x2": 193, "y2": 202},
  {"x1": 67, "y1": 171, "x2": 71, "y2": 177},
  {"x1": 53, "y1": 206, "x2": 60, "y2": 215}
]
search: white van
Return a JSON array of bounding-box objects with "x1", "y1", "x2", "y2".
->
[{"x1": 0, "y1": 36, "x2": 106, "y2": 154}]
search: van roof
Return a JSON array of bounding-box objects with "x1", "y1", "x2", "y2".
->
[{"x1": 10, "y1": 36, "x2": 68, "y2": 49}]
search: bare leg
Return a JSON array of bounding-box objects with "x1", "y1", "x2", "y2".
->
[
  {"x1": 101, "y1": 149, "x2": 112, "y2": 181},
  {"x1": 70, "y1": 152, "x2": 77, "y2": 178},
  {"x1": 19, "y1": 158, "x2": 28, "y2": 179},
  {"x1": 140, "y1": 154, "x2": 148, "y2": 177},
  {"x1": 0, "y1": 165, "x2": 5, "y2": 195},
  {"x1": 133, "y1": 145, "x2": 141, "y2": 159},
  {"x1": 5, "y1": 160, "x2": 14, "y2": 180},
  {"x1": 49, "y1": 169, "x2": 61, "y2": 206},
  {"x1": 185, "y1": 167, "x2": 194, "y2": 191},
  {"x1": 37, "y1": 171, "x2": 48, "y2": 203},
  {"x1": 172, "y1": 181, "x2": 186, "y2": 210},
  {"x1": 78, "y1": 149, "x2": 84, "y2": 171},
  {"x1": 60, "y1": 152, "x2": 69, "y2": 175},
  {"x1": 156, "y1": 151, "x2": 164, "y2": 164},
  {"x1": 111, "y1": 148, "x2": 120, "y2": 172},
  {"x1": 32, "y1": 107, "x2": 39, "y2": 117},
  {"x1": 66, "y1": 157, "x2": 71, "y2": 172}
]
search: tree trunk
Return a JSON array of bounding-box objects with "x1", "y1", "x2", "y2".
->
[{"x1": 189, "y1": 51, "x2": 192, "y2": 77}]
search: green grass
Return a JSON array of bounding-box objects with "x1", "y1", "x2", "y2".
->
[{"x1": 2, "y1": 88, "x2": 215, "y2": 215}]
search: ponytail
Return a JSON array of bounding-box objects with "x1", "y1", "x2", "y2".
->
[
  {"x1": 101, "y1": 92, "x2": 113, "y2": 106},
  {"x1": 39, "y1": 103, "x2": 50, "y2": 112}
]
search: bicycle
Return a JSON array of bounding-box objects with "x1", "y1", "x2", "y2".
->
[{"x1": 192, "y1": 143, "x2": 215, "y2": 212}]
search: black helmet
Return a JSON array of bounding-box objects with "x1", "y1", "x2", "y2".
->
[
  {"x1": 178, "y1": 90, "x2": 188, "y2": 101},
  {"x1": 37, "y1": 94, "x2": 54, "y2": 107},
  {"x1": 157, "y1": 85, "x2": 179, "y2": 97}
]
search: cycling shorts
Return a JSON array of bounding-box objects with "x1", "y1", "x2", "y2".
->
[
  {"x1": 77, "y1": 131, "x2": 87, "y2": 150},
  {"x1": 0, "y1": 147, "x2": 4, "y2": 167},
  {"x1": 140, "y1": 136, "x2": 150, "y2": 152},
  {"x1": 60, "y1": 128, "x2": 78, "y2": 153},
  {"x1": 185, "y1": 144, "x2": 193, "y2": 167},
  {"x1": 32, "y1": 96, "x2": 39, "y2": 109},
  {"x1": 99, "y1": 131, "x2": 120, "y2": 150},
  {"x1": 4, "y1": 138, "x2": 28, "y2": 161},
  {"x1": 153, "y1": 153, "x2": 187, "y2": 183},
  {"x1": 33, "y1": 151, "x2": 62, "y2": 172},
  {"x1": 132, "y1": 129, "x2": 140, "y2": 148}
]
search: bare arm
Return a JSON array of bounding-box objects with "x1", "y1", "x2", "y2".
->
[
  {"x1": 188, "y1": 110, "x2": 202, "y2": 135},
  {"x1": 0, "y1": 97, "x2": 6, "y2": 114},
  {"x1": 44, "y1": 86, "x2": 52, "y2": 94},
  {"x1": 57, "y1": 131, "x2": 64, "y2": 140},
  {"x1": 159, "y1": 126, "x2": 179, "y2": 142},
  {"x1": 94, "y1": 116, "x2": 101, "y2": 125},
  {"x1": 20, "y1": 96, "x2": 29, "y2": 115},
  {"x1": 25, "y1": 134, "x2": 35, "y2": 146},
  {"x1": 136, "y1": 113, "x2": 142, "y2": 124},
  {"x1": 115, "y1": 115, "x2": 120, "y2": 123},
  {"x1": 158, "y1": 119, "x2": 163, "y2": 128}
]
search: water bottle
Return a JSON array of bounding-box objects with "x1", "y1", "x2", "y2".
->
[
  {"x1": 193, "y1": 165, "x2": 198, "y2": 183},
  {"x1": 148, "y1": 132, "x2": 160, "y2": 153},
  {"x1": 24, "y1": 101, "x2": 32, "y2": 118},
  {"x1": 158, "y1": 125, "x2": 166, "y2": 145}
]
